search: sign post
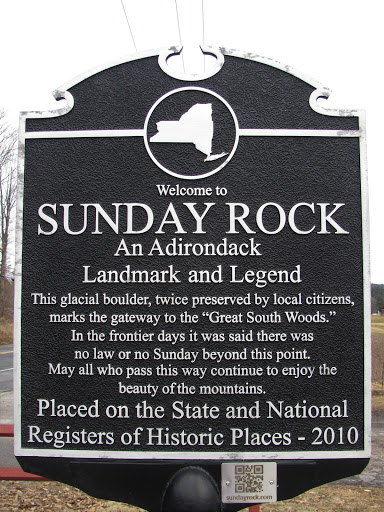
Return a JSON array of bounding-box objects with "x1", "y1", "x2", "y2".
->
[{"x1": 15, "y1": 46, "x2": 370, "y2": 510}]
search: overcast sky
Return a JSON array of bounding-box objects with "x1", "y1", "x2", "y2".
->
[{"x1": 0, "y1": 0, "x2": 382, "y2": 283}]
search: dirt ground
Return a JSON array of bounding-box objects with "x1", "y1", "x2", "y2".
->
[
  {"x1": 0, "y1": 481, "x2": 383, "y2": 512},
  {"x1": 0, "y1": 480, "x2": 141, "y2": 512},
  {"x1": 260, "y1": 485, "x2": 384, "y2": 512}
]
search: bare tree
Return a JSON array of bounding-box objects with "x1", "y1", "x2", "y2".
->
[{"x1": 0, "y1": 109, "x2": 17, "y2": 317}]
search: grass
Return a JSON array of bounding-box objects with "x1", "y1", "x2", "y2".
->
[
  {"x1": 0, "y1": 315, "x2": 13, "y2": 346},
  {"x1": 371, "y1": 314, "x2": 384, "y2": 334},
  {"x1": 371, "y1": 315, "x2": 384, "y2": 322},
  {"x1": 372, "y1": 381, "x2": 384, "y2": 411},
  {"x1": 259, "y1": 485, "x2": 384, "y2": 512}
]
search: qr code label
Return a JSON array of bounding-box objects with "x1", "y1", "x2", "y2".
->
[
  {"x1": 235, "y1": 464, "x2": 264, "y2": 493},
  {"x1": 222, "y1": 462, "x2": 277, "y2": 503}
]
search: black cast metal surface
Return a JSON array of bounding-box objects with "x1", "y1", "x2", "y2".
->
[{"x1": 15, "y1": 48, "x2": 369, "y2": 510}]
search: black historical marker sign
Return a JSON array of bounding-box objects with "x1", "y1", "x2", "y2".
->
[{"x1": 15, "y1": 47, "x2": 370, "y2": 508}]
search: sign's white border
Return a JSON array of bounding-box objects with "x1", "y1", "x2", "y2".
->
[{"x1": 14, "y1": 46, "x2": 371, "y2": 461}]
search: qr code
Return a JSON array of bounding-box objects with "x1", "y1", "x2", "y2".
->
[{"x1": 234, "y1": 465, "x2": 264, "y2": 494}]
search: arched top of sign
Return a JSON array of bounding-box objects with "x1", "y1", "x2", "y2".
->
[
  {"x1": 20, "y1": 46, "x2": 362, "y2": 124},
  {"x1": 157, "y1": 45, "x2": 225, "y2": 81}
]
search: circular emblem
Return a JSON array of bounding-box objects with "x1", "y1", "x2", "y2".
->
[{"x1": 144, "y1": 87, "x2": 239, "y2": 180}]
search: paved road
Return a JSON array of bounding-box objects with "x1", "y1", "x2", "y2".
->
[
  {"x1": 0, "y1": 345, "x2": 13, "y2": 392},
  {"x1": 0, "y1": 390, "x2": 15, "y2": 469},
  {"x1": 334, "y1": 418, "x2": 384, "y2": 487}
]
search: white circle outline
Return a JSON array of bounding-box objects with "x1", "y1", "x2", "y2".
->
[{"x1": 144, "y1": 87, "x2": 239, "y2": 180}]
